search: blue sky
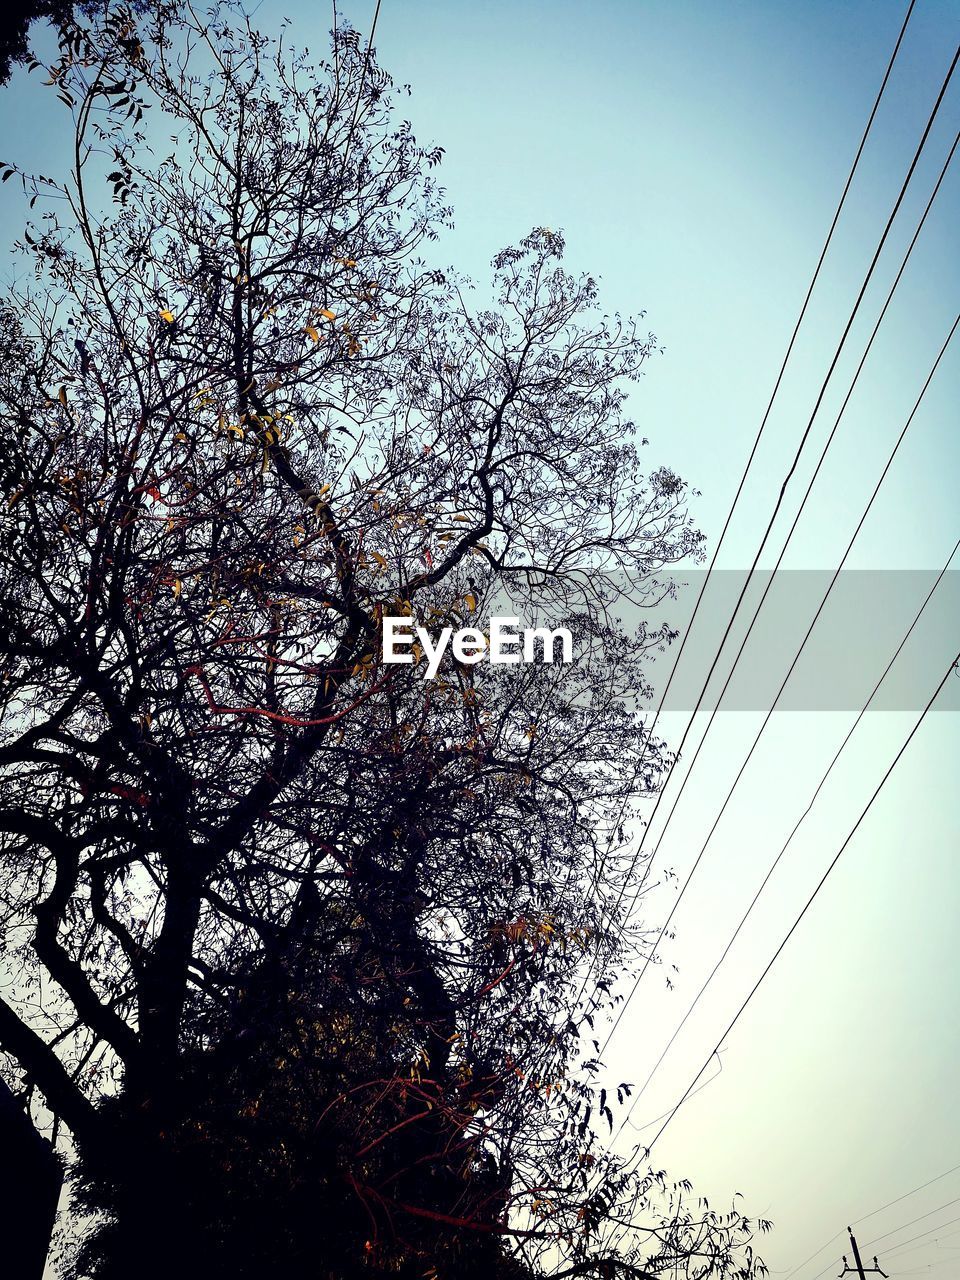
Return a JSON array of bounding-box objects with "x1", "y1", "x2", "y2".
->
[{"x1": 3, "y1": 0, "x2": 958, "y2": 1275}]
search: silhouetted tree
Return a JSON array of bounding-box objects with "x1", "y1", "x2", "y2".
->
[
  {"x1": 0, "y1": 1, "x2": 72, "y2": 84},
  {"x1": 0, "y1": 7, "x2": 769, "y2": 1279},
  {"x1": 0, "y1": 1, "x2": 152, "y2": 84}
]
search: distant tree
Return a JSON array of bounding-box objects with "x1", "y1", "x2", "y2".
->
[
  {"x1": 0, "y1": 2, "x2": 105, "y2": 84},
  {"x1": 0, "y1": 1, "x2": 155, "y2": 85},
  {"x1": 0, "y1": 2, "x2": 68, "y2": 84},
  {"x1": 0, "y1": 7, "x2": 768, "y2": 1279}
]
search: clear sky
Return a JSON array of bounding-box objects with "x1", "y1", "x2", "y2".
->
[{"x1": 3, "y1": 1, "x2": 957, "y2": 1276}]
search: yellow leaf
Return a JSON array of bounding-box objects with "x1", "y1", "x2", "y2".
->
[
  {"x1": 370, "y1": 551, "x2": 388, "y2": 569},
  {"x1": 319, "y1": 308, "x2": 336, "y2": 321},
  {"x1": 172, "y1": 579, "x2": 181, "y2": 597},
  {"x1": 305, "y1": 324, "x2": 320, "y2": 343},
  {"x1": 464, "y1": 592, "x2": 477, "y2": 612},
  {"x1": 57, "y1": 385, "x2": 68, "y2": 407},
  {"x1": 159, "y1": 310, "x2": 175, "y2": 323}
]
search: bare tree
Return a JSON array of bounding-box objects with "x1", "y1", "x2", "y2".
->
[{"x1": 0, "y1": 7, "x2": 768, "y2": 1278}]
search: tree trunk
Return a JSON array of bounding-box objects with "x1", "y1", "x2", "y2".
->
[{"x1": 0, "y1": 1077, "x2": 62, "y2": 1280}]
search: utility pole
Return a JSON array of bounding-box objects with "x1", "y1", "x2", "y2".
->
[{"x1": 839, "y1": 1227, "x2": 889, "y2": 1280}]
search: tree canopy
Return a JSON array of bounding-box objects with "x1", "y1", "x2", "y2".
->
[{"x1": 0, "y1": 7, "x2": 768, "y2": 1278}]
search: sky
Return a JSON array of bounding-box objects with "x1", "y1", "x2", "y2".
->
[
  {"x1": 2, "y1": 0, "x2": 958, "y2": 1276},
  {"x1": 266, "y1": 1, "x2": 960, "y2": 1273}
]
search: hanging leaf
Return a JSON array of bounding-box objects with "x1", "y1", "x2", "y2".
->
[
  {"x1": 159, "y1": 310, "x2": 175, "y2": 323},
  {"x1": 319, "y1": 307, "x2": 336, "y2": 321},
  {"x1": 304, "y1": 324, "x2": 320, "y2": 343}
]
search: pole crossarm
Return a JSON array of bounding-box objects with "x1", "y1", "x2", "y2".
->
[{"x1": 839, "y1": 1229, "x2": 889, "y2": 1280}]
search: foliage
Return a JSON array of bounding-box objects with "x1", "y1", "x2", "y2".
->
[{"x1": 0, "y1": 1, "x2": 150, "y2": 85}]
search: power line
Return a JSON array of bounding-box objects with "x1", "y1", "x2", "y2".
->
[
  {"x1": 606, "y1": 29, "x2": 959, "y2": 955},
  {"x1": 782, "y1": 1163, "x2": 960, "y2": 1280},
  {"x1": 600, "y1": 223, "x2": 960, "y2": 1066},
  {"x1": 614, "y1": 647, "x2": 960, "y2": 1184},
  {"x1": 869, "y1": 1201, "x2": 960, "y2": 1251},
  {"x1": 593, "y1": 35, "x2": 960, "y2": 1054},
  {"x1": 596, "y1": 0, "x2": 919, "y2": 885},
  {"x1": 894, "y1": 1232, "x2": 960, "y2": 1260},
  {"x1": 622, "y1": 1049, "x2": 725, "y2": 1134},
  {"x1": 884, "y1": 1224, "x2": 960, "y2": 1268},
  {"x1": 787, "y1": 1234, "x2": 846, "y2": 1280},
  {"x1": 585, "y1": 33, "x2": 960, "y2": 1048},
  {"x1": 549, "y1": 0, "x2": 920, "y2": 1026},
  {"x1": 342, "y1": 0, "x2": 383, "y2": 164},
  {"x1": 805, "y1": 1216, "x2": 960, "y2": 1280},
  {"x1": 621, "y1": 524, "x2": 960, "y2": 1130},
  {"x1": 872, "y1": 1214, "x2": 960, "y2": 1265},
  {"x1": 551, "y1": 30, "x2": 960, "y2": 1248},
  {"x1": 534, "y1": 17, "x2": 955, "y2": 1165},
  {"x1": 322, "y1": 0, "x2": 384, "y2": 248},
  {"x1": 623, "y1": 111, "x2": 959, "y2": 896}
]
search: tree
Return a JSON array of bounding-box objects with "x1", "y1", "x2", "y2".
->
[
  {"x1": 0, "y1": 7, "x2": 769, "y2": 1278},
  {"x1": 0, "y1": 1, "x2": 72, "y2": 84},
  {"x1": 0, "y1": 1, "x2": 146, "y2": 85}
]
